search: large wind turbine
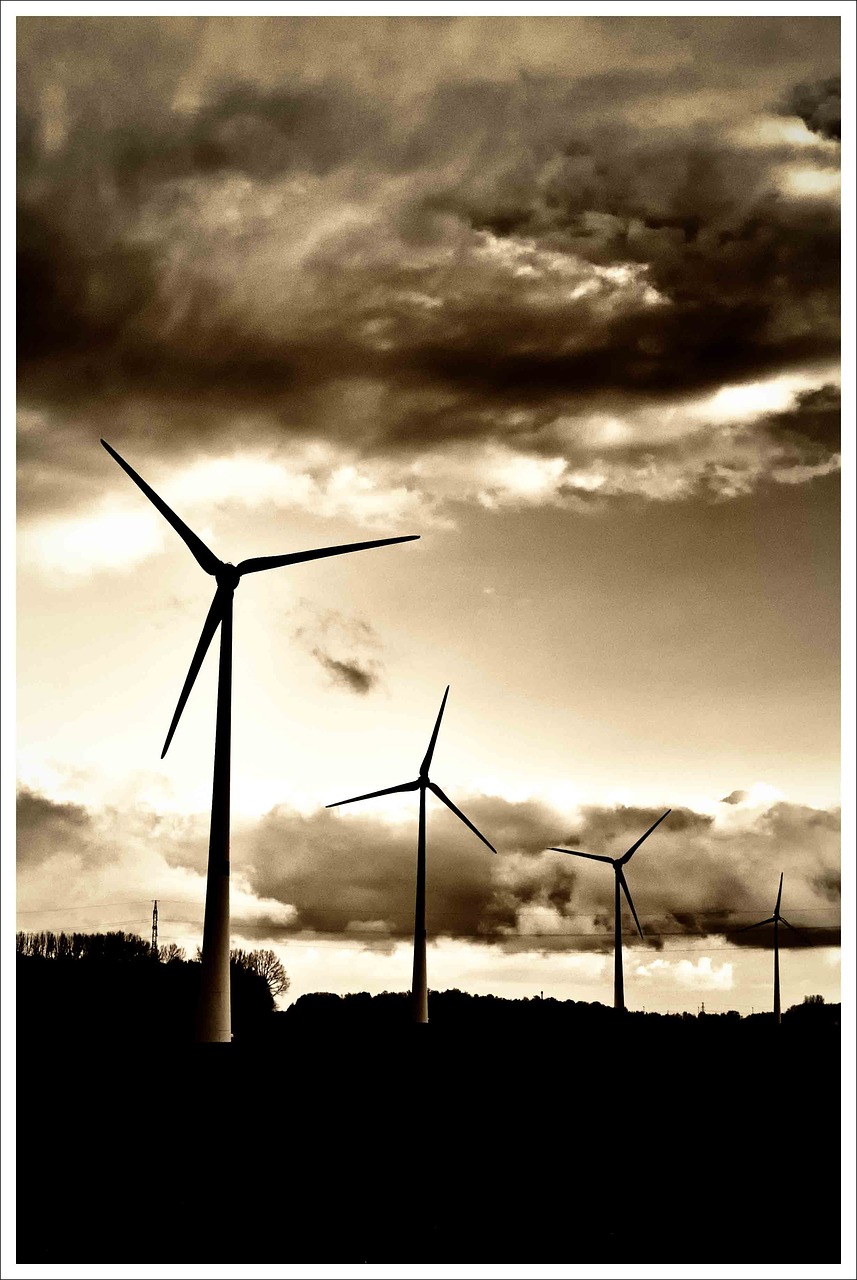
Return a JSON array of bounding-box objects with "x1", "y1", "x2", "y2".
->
[
  {"x1": 326, "y1": 686, "x2": 496, "y2": 1023},
  {"x1": 101, "y1": 439, "x2": 418, "y2": 1042},
  {"x1": 731, "y1": 872, "x2": 802, "y2": 1024},
  {"x1": 550, "y1": 810, "x2": 671, "y2": 1012}
]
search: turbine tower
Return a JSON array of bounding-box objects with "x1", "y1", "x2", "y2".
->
[
  {"x1": 102, "y1": 439, "x2": 418, "y2": 1042},
  {"x1": 326, "y1": 686, "x2": 496, "y2": 1023},
  {"x1": 732, "y1": 872, "x2": 801, "y2": 1024},
  {"x1": 550, "y1": 809, "x2": 671, "y2": 1012}
]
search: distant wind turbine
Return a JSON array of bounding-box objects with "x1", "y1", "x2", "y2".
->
[
  {"x1": 550, "y1": 810, "x2": 671, "y2": 1012},
  {"x1": 101, "y1": 439, "x2": 419, "y2": 1042},
  {"x1": 731, "y1": 872, "x2": 802, "y2": 1024},
  {"x1": 326, "y1": 686, "x2": 496, "y2": 1023}
]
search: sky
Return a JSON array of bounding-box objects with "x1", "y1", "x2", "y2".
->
[{"x1": 12, "y1": 11, "x2": 846, "y2": 1017}]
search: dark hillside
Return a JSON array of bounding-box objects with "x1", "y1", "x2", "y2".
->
[{"x1": 16, "y1": 965, "x2": 840, "y2": 1265}]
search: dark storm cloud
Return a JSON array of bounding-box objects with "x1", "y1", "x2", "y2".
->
[
  {"x1": 432, "y1": 133, "x2": 839, "y2": 413},
  {"x1": 17, "y1": 783, "x2": 207, "y2": 878},
  {"x1": 17, "y1": 786, "x2": 96, "y2": 867},
  {"x1": 784, "y1": 76, "x2": 841, "y2": 142},
  {"x1": 292, "y1": 603, "x2": 384, "y2": 695},
  {"x1": 762, "y1": 384, "x2": 840, "y2": 454},
  {"x1": 18, "y1": 95, "x2": 839, "y2": 408},
  {"x1": 229, "y1": 795, "x2": 840, "y2": 952},
  {"x1": 17, "y1": 16, "x2": 841, "y2": 514}
]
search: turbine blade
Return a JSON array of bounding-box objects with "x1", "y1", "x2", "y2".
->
[
  {"x1": 549, "y1": 848, "x2": 614, "y2": 865},
  {"x1": 775, "y1": 872, "x2": 784, "y2": 916},
  {"x1": 420, "y1": 686, "x2": 450, "y2": 775},
  {"x1": 618, "y1": 868, "x2": 644, "y2": 940},
  {"x1": 101, "y1": 440, "x2": 220, "y2": 576},
  {"x1": 161, "y1": 590, "x2": 226, "y2": 758},
  {"x1": 731, "y1": 917, "x2": 776, "y2": 935},
  {"x1": 237, "y1": 536, "x2": 419, "y2": 576},
  {"x1": 779, "y1": 916, "x2": 808, "y2": 943},
  {"x1": 428, "y1": 782, "x2": 496, "y2": 853},
  {"x1": 326, "y1": 780, "x2": 420, "y2": 809},
  {"x1": 619, "y1": 809, "x2": 671, "y2": 864}
]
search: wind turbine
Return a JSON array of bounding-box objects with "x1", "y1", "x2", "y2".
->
[
  {"x1": 731, "y1": 872, "x2": 801, "y2": 1024},
  {"x1": 101, "y1": 439, "x2": 418, "y2": 1042},
  {"x1": 550, "y1": 810, "x2": 671, "y2": 1012},
  {"x1": 326, "y1": 686, "x2": 496, "y2": 1023}
]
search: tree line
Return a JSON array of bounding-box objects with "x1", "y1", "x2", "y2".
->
[
  {"x1": 16, "y1": 930, "x2": 288, "y2": 997},
  {"x1": 17, "y1": 930, "x2": 838, "y2": 1045},
  {"x1": 278, "y1": 987, "x2": 840, "y2": 1036}
]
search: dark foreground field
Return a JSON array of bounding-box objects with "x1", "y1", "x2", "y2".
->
[{"x1": 18, "y1": 1023, "x2": 840, "y2": 1266}]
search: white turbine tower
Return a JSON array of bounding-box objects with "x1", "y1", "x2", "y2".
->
[
  {"x1": 102, "y1": 439, "x2": 419, "y2": 1042},
  {"x1": 326, "y1": 686, "x2": 496, "y2": 1023},
  {"x1": 550, "y1": 810, "x2": 671, "y2": 1012}
]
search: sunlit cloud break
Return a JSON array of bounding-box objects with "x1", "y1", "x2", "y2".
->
[{"x1": 19, "y1": 503, "x2": 165, "y2": 577}]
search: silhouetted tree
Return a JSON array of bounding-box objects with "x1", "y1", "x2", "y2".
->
[
  {"x1": 231, "y1": 947, "x2": 289, "y2": 999},
  {"x1": 160, "y1": 943, "x2": 186, "y2": 963},
  {"x1": 784, "y1": 994, "x2": 839, "y2": 1026}
]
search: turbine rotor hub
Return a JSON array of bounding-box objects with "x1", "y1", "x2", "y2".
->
[{"x1": 216, "y1": 563, "x2": 241, "y2": 591}]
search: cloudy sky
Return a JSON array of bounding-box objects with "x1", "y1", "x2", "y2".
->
[{"x1": 14, "y1": 12, "x2": 843, "y2": 1014}]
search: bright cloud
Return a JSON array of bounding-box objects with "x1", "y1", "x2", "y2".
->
[
  {"x1": 729, "y1": 114, "x2": 839, "y2": 151},
  {"x1": 634, "y1": 956, "x2": 734, "y2": 991},
  {"x1": 171, "y1": 450, "x2": 429, "y2": 528},
  {"x1": 697, "y1": 372, "x2": 836, "y2": 424},
  {"x1": 777, "y1": 165, "x2": 840, "y2": 198},
  {"x1": 19, "y1": 504, "x2": 165, "y2": 578}
]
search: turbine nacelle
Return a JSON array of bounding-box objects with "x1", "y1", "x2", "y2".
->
[{"x1": 216, "y1": 563, "x2": 241, "y2": 591}]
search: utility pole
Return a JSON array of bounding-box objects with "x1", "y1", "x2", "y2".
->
[{"x1": 152, "y1": 900, "x2": 159, "y2": 958}]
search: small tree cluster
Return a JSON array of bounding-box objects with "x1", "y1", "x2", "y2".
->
[
  {"x1": 230, "y1": 947, "x2": 290, "y2": 999},
  {"x1": 159, "y1": 942, "x2": 186, "y2": 963}
]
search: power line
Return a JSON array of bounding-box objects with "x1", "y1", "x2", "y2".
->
[
  {"x1": 16, "y1": 901, "x2": 157, "y2": 915},
  {"x1": 15, "y1": 899, "x2": 212, "y2": 915},
  {"x1": 16, "y1": 918, "x2": 838, "y2": 940},
  {"x1": 682, "y1": 907, "x2": 840, "y2": 914},
  {"x1": 17, "y1": 916, "x2": 204, "y2": 929},
  {"x1": 15, "y1": 899, "x2": 841, "y2": 917}
]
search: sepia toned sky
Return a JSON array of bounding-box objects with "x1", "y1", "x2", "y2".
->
[{"x1": 14, "y1": 13, "x2": 843, "y2": 1014}]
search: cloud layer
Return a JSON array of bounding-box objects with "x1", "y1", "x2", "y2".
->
[
  {"x1": 17, "y1": 784, "x2": 840, "y2": 953},
  {"x1": 17, "y1": 17, "x2": 840, "y2": 530}
]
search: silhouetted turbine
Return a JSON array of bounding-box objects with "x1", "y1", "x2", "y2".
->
[
  {"x1": 550, "y1": 810, "x2": 670, "y2": 1012},
  {"x1": 731, "y1": 872, "x2": 804, "y2": 1024},
  {"x1": 326, "y1": 686, "x2": 496, "y2": 1023},
  {"x1": 102, "y1": 439, "x2": 418, "y2": 1042}
]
